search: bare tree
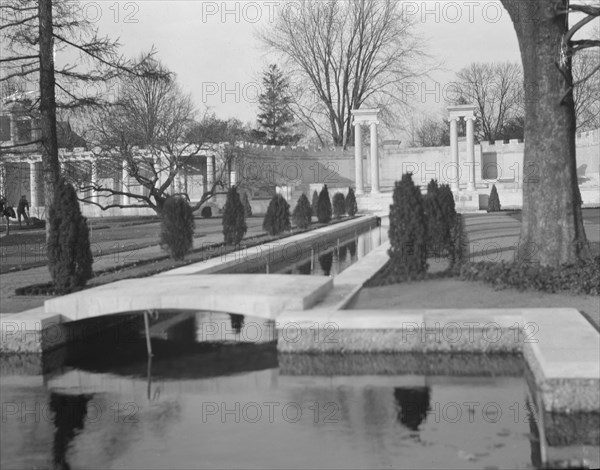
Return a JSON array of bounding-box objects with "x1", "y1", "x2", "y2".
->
[
  {"x1": 409, "y1": 116, "x2": 450, "y2": 148},
  {"x1": 1, "y1": 0, "x2": 154, "y2": 224},
  {"x1": 573, "y1": 27, "x2": 600, "y2": 131},
  {"x1": 500, "y1": 0, "x2": 599, "y2": 265},
  {"x1": 78, "y1": 59, "x2": 222, "y2": 214},
  {"x1": 455, "y1": 62, "x2": 523, "y2": 141},
  {"x1": 259, "y1": 0, "x2": 427, "y2": 147}
]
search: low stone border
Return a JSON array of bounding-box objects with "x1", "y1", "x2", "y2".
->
[{"x1": 275, "y1": 308, "x2": 599, "y2": 413}]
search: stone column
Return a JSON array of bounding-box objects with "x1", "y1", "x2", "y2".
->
[
  {"x1": 207, "y1": 155, "x2": 215, "y2": 189},
  {"x1": 230, "y1": 166, "x2": 237, "y2": 186},
  {"x1": 121, "y1": 160, "x2": 129, "y2": 205},
  {"x1": 465, "y1": 116, "x2": 476, "y2": 191},
  {"x1": 354, "y1": 123, "x2": 364, "y2": 194},
  {"x1": 449, "y1": 117, "x2": 459, "y2": 192},
  {"x1": 370, "y1": 121, "x2": 379, "y2": 194},
  {"x1": 91, "y1": 160, "x2": 99, "y2": 204},
  {"x1": 9, "y1": 114, "x2": 17, "y2": 143},
  {"x1": 29, "y1": 161, "x2": 40, "y2": 210},
  {"x1": 0, "y1": 165, "x2": 5, "y2": 199}
]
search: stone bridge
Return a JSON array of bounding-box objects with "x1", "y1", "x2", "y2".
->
[{"x1": 43, "y1": 274, "x2": 332, "y2": 322}]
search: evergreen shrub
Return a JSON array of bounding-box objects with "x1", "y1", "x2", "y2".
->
[
  {"x1": 47, "y1": 178, "x2": 94, "y2": 294},
  {"x1": 387, "y1": 173, "x2": 428, "y2": 279},
  {"x1": 292, "y1": 193, "x2": 312, "y2": 229},
  {"x1": 160, "y1": 196, "x2": 195, "y2": 261},
  {"x1": 263, "y1": 193, "x2": 291, "y2": 235},
  {"x1": 311, "y1": 190, "x2": 319, "y2": 215},
  {"x1": 222, "y1": 186, "x2": 247, "y2": 245},
  {"x1": 242, "y1": 191, "x2": 253, "y2": 218},
  {"x1": 316, "y1": 185, "x2": 332, "y2": 223},
  {"x1": 332, "y1": 192, "x2": 346, "y2": 219},
  {"x1": 488, "y1": 184, "x2": 501, "y2": 212},
  {"x1": 346, "y1": 187, "x2": 358, "y2": 216}
]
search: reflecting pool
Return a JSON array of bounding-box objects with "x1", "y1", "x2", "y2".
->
[{"x1": 4, "y1": 313, "x2": 596, "y2": 469}]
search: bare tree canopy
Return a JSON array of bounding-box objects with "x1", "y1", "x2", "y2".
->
[
  {"x1": 500, "y1": 0, "x2": 599, "y2": 266},
  {"x1": 456, "y1": 62, "x2": 523, "y2": 141},
  {"x1": 0, "y1": 0, "x2": 154, "y2": 111},
  {"x1": 572, "y1": 25, "x2": 600, "y2": 131},
  {"x1": 407, "y1": 115, "x2": 450, "y2": 148},
  {"x1": 81, "y1": 58, "x2": 206, "y2": 214},
  {"x1": 259, "y1": 0, "x2": 426, "y2": 147}
]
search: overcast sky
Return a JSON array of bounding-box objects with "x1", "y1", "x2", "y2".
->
[{"x1": 87, "y1": 1, "x2": 524, "y2": 127}]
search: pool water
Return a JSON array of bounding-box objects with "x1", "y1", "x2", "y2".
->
[
  {"x1": 219, "y1": 222, "x2": 387, "y2": 276},
  {"x1": 1, "y1": 315, "x2": 546, "y2": 470}
]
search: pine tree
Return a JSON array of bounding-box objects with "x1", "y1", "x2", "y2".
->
[
  {"x1": 346, "y1": 187, "x2": 358, "y2": 216},
  {"x1": 317, "y1": 185, "x2": 332, "y2": 224},
  {"x1": 256, "y1": 64, "x2": 299, "y2": 145},
  {"x1": 242, "y1": 191, "x2": 253, "y2": 218},
  {"x1": 332, "y1": 192, "x2": 346, "y2": 219},
  {"x1": 47, "y1": 178, "x2": 93, "y2": 294},
  {"x1": 222, "y1": 186, "x2": 247, "y2": 245},
  {"x1": 388, "y1": 173, "x2": 428, "y2": 279},
  {"x1": 292, "y1": 193, "x2": 313, "y2": 229},
  {"x1": 263, "y1": 193, "x2": 291, "y2": 235},
  {"x1": 487, "y1": 184, "x2": 501, "y2": 212},
  {"x1": 160, "y1": 196, "x2": 195, "y2": 261}
]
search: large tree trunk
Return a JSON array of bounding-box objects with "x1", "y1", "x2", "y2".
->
[
  {"x1": 39, "y1": 0, "x2": 60, "y2": 240},
  {"x1": 502, "y1": 0, "x2": 589, "y2": 266}
]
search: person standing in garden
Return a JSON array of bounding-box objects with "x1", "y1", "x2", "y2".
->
[{"x1": 17, "y1": 195, "x2": 30, "y2": 227}]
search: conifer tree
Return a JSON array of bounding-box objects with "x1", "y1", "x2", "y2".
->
[
  {"x1": 311, "y1": 190, "x2": 319, "y2": 215},
  {"x1": 317, "y1": 185, "x2": 332, "y2": 224},
  {"x1": 332, "y1": 193, "x2": 346, "y2": 219},
  {"x1": 256, "y1": 64, "x2": 299, "y2": 145},
  {"x1": 47, "y1": 178, "x2": 93, "y2": 294},
  {"x1": 160, "y1": 196, "x2": 195, "y2": 261},
  {"x1": 222, "y1": 186, "x2": 247, "y2": 245},
  {"x1": 242, "y1": 191, "x2": 253, "y2": 218},
  {"x1": 346, "y1": 187, "x2": 358, "y2": 216},
  {"x1": 292, "y1": 193, "x2": 313, "y2": 229},
  {"x1": 487, "y1": 184, "x2": 501, "y2": 212},
  {"x1": 263, "y1": 193, "x2": 291, "y2": 235},
  {"x1": 388, "y1": 173, "x2": 428, "y2": 278}
]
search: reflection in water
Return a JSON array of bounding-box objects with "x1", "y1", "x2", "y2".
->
[
  {"x1": 4, "y1": 336, "x2": 595, "y2": 470},
  {"x1": 526, "y1": 395, "x2": 543, "y2": 469},
  {"x1": 216, "y1": 222, "x2": 384, "y2": 276},
  {"x1": 58, "y1": 315, "x2": 278, "y2": 380},
  {"x1": 394, "y1": 387, "x2": 431, "y2": 432},
  {"x1": 339, "y1": 245, "x2": 348, "y2": 263},
  {"x1": 348, "y1": 240, "x2": 356, "y2": 259},
  {"x1": 229, "y1": 314, "x2": 244, "y2": 333},
  {"x1": 318, "y1": 251, "x2": 333, "y2": 275},
  {"x1": 50, "y1": 393, "x2": 93, "y2": 470},
  {"x1": 297, "y1": 260, "x2": 312, "y2": 275}
]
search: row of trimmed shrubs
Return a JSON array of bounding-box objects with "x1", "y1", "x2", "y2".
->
[{"x1": 226, "y1": 184, "x2": 358, "y2": 240}]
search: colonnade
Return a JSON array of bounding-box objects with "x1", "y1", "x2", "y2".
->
[{"x1": 351, "y1": 105, "x2": 478, "y2": 196}]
